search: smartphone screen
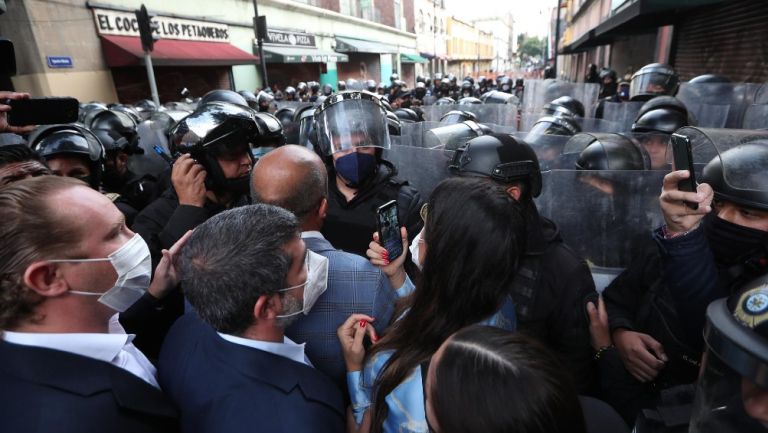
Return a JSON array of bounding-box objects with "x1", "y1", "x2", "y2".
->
[
  {"x1": 670, "y1": 133, "x2": 698, "y2": 210},
  {"x1": 7, "y1": 97, "x2": 79, "y2": 126},
  {"x1": 376, "y1": 200, "x2": 403, "y2": 260}
]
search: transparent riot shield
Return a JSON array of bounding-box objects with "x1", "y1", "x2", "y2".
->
[
  {"x1": 382, "y1": 144, "x2": 453, "y2": 199},
  {"x1": 422, "y1": 121, "x2": 490, "y2": 150},
  {"x1": 519, "y1": 113, "x2": 619, "y2": 134},
  {"x1": 673, "y1": 127, "x2": 768, "y2": 178},
  {"x1": 741, "y1": 104, "x2": 768, "y2": 129},
  {"x1": 275, "y1": 101, "x2": 306, "y2": 111},
  {"x1": 534, "y1": 169, "x2": 666, "y2": 269},
  {"x1": 282, "y1": 120, "x2": 301, "y2": 145},
  {"x1": 521, "y1": 80, "x2": 600, "y2": 118},
  {"x1": 420, "y1": 104, "x2": 518, "y2": 127},
  {"x1": 602, "y1": 101, "x2": 645, "y2": 132},
  {"x1": 394, "y1": 121, "x2": 443, "y2": 147},
  {"x1": 676, "y1": 83, "x2": 759, "y2": 129},
  {"x1": 420, "y1": 105, "x2": 457, "y2": 122},
  {"x1": 129, "y1": 120, "x2": 173, "y2": 178}
]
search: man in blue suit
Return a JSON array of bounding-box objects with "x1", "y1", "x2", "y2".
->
[
  {"x1": 158, "y1": 204, "x2": 345, "y2": 433},
  {"x1": 0, "y1": 176, "x2": 178, "y2": 433},
  {"x1": 251, "y1": 145, "x2": 397, "y2": 391}
]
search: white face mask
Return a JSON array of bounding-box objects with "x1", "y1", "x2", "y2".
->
[
  {"x1": 49, "y1": 234, "x2": 152, "y2": 312},
  {"x1": 277, "y1": 249, "x2": 329, "y2": 318},
  {"x1": 409, "y1": 229, "x2": 424, "y2": 271}
]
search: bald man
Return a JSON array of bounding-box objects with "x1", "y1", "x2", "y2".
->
[{"x1": 251, "y1": 145, "x2": 396, "y2": 392}]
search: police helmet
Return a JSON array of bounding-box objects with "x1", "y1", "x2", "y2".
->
[
  {"x1": 463, "y1": 76, "x2": 475, "y2": 86},
  {"x1": 574, "y1": 133, "x2": 647, "y2": 170},
  {"x1": 309, "y1": 81, "x2": 321, "y2": 93},
  {"x1": 542, "y1": 96, "x2": 585, "y2": 118},
  {"x1": 88, "y1": 110, "x2": 139, "y2": 140},
  {"x1": 390, "y1": 73, "x2": 400, "y2": 83},
  {"x1": 701, "y1": 141, "x2": 768, "y2": 211},
  {"x1": 394, "y1": 108, "x2": 420, "y2": 123},
  {"x1": 480, "y1": 90, "x2": 516, "y2": 105},
  {"x1": 458, "y1": 97, "x2": 482, "y2": 105},
  {"x1": 238, "y1": 90, "x2": 259, "y2": 109},
  {"x1": 528, "y1": 116, "x2": 581, "y2": 137},
  {"x1": 599, "y1": 68, "x2": 618, "y2": 82},
  {"x1": 631, "y1": 108, "x2": 688, "y2": 135},
  {"x1": 92, "y1": 128, "x2": 142, "y2": 156},
  {"x1": 416, "y1": 75, "x2": 426, "y2": 84},
  {"x1": 689, "y1": 74, "x2": 731, "y2": 84},
  {"x1": 275, "y1": 107, "x2": 296, "y2": 126},
  {"x1": 200, "y1": 89, "x2": 249, "y2": 106},
  {"x1": 435, "y1": 97, "x2": 456, "y2": 105},
  {"x1": 285, "y1": 86, "x2": 297, "y2": 97},
  {"x1": 414, "y1": 82, "x2": 427, "y2": 99},
  {"x1": 440, "y1": 110, "x2": 478, "y2": 125},
  {"x1": 322, "y1": 84, "x2": 334, "y2": 96},
  {"x1": 30, "y1": 124, "x2": 106, "y2": 189},
  {"x1": 386, "y1": 111, "x2": 401, "y2": 136},
  {"x1": 169, "y1": 102, "x2": 259, "y2": 194},
  {"x1": 297, "y1": 82, "x2": 308, "y2": 93},
  {"x1": 630, "y1": 63, "x2": 680, "y2": 101},
  {"x1": 450, "y1": 133, "x2": 542, "y2": 197}
]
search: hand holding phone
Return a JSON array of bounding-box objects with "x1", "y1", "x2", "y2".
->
[
  {"x1": 172, "y1": 154, "x2": 208, "y2": 208},
  {"x1": 376, "y1": 200, "x2": 404, "y2": 260},
  {"x1": 670, "y1": 133, "x2": 698, "y2": 210},
  {"x1": 5, "y1": 97, "x2": 79, "y2": 127}
]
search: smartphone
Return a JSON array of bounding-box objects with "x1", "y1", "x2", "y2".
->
[
  {"x1": 376, "y1": 200, "x2": 403, "y2": 260},
  {"x1": 670, "y1": 133, "x2": 698, "y2": 210},
  {"x1": 6, "y1": 97, "x2": 79, "y2": 126},
  {"x1": 0, "y1": 38, "x2": 16, "y2": 76}
]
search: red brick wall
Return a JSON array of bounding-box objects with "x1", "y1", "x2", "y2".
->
[
  {"x1": 377, "y1": 0, "x2": 395, "y2": 28},
  {"x1": 403, "y1": 0, "x2": 415, "y2": 33}
]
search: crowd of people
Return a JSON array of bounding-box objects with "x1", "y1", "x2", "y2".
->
[{"x1": 0, "y1": 59, "x2": 767, "y2": 433}]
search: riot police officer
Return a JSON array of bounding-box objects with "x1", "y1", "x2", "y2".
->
[
  {"x1": 312, "y1": 90, "x2": 423, "y2": 257},
  {"x1": 630, "y1": 63, "x2": 680, "y2": 102},
  {"x1": 285, "y1": 86, "x2": 297, "y2": 101},
  {"x1": 132, "y1": 102, "x2": 260, "y2": 265},
  {"x1": 297, "y1": 82, "x2": 309, "y2": 102},
  {"x1": 631, "y1": 99, "x2": 690, "y2": 169},
  {"x1": 449, "y1": 133, "x2": 598, "y2": 393}
]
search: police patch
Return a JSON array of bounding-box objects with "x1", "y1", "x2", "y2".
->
[
  {"x1": 734, "y1": 285, "x2": 768, "y2": 329},
  {"x1": 745, "y1": 293, "x2": 768, "y2": 315}
]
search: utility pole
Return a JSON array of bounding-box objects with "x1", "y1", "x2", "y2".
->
[
  {"x1": 135, "y1": 4, "x2": 160, "y2": 105},
  {"x1": 252, "y1": 0, "x2": 269, "y2": 89}
]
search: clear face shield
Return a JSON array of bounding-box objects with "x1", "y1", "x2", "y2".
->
[
  {"x1": 632, "y1": 132, "x2": 673, "y2": 170},
  {"x1": 630, "y1": 70, "x2": 679, "y2": 101},
  {"x1": 690, "y1": 295, "x2": 768, "y2": 433},
  {"x1": 314, "y1": 92, "x2": 391, "y2": 155}
]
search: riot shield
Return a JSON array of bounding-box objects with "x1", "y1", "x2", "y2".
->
[
  {"x1": 602, "y1": 101, "x2": 644, "y2": 132},
  {"x1": 673, "y1": 127, "x2": 768, "y2": 177},
  {"x1": 519, "y1": 113, "x2": 619, "y2": 133},
  {"x1": 534, "y1": 169, "x2": 666, "y2": 269},
  {"x1": 394, "y1": 121, "x2": 442, "y2": 147},
  {"x1": 515, "y1": 133, "x2": 571, "y2": 170},
  {"x1": 382, "y1": 144, "x2": 453, "y2": 199},
  {"x1": 420, "y1": 104, "x2": 518, "y2": 127},
  {"x1": 423, "y1": 121, "x2": 490, "y2": 150},
  {"x1": 129, "y1": 120, "x2": 172, "y2": 178},
  {"x1": 676, "y1": 83, "x2": 758, "y2": 128},
  {"x1": 275, "y1": 101, "x2": 306, "y2": 111},
  {"x1": 741, "y1": 104, "x2": 768, "y2": 129},
  {"x1": 521, "y1": 80, "x2": 600, "y2": 118}
]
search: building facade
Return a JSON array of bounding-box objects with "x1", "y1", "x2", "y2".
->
[
  {"x1": 557, "y1": 0, "x2": 768, "y2": 83},
  {"x1": 472, "y1": 14, "x2": 514, "y2": 75},
  {"x1": 446, "y1": 17, "x2": 493, "y2": 78},
  {"x1": 414, "y1": 0, "x2": 449, "y2": 78},
  {"x1": 0, "y1": 0, "x2": 419, "y2": 102}
]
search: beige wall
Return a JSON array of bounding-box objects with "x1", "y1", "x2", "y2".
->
[{"x1": 12, "y1": 70, "x2": 119, "y2": 102}]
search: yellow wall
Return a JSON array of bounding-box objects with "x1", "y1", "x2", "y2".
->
[{"x1": 12, "y1": 70, "x2": 120, "y2": 103}]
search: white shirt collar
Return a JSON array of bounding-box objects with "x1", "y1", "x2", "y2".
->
[
  {"x1": 301, "y1": 231, "x2": 325, "y2": 240},
  {"x1": 217, "y1": 333, "x2": 312, "y2": 367}
]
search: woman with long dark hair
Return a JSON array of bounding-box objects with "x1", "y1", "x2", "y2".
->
[
  {"x1": 425, "y1": 325, "x2": 587, "y2": 433},
  {"x1": 337, "y1": 177, "x2": 526, "y2": 433}
]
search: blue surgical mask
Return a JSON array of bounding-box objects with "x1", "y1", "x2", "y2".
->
[{"x1": 334, "y1": 151, "x2": 377, "y2": 188}]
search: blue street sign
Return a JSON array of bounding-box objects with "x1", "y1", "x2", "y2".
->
[{"x1": 46, "y1": 56, "x2": 73, "y2": 68}]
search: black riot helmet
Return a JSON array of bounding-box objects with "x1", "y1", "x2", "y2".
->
[
  {"x1": 386, "y1": 111, "x2": 401, "y2": 136},
  {"x1": 338, "y1": 81, "x2": 347, "y2": 91},
  {"x1": 200, "y1": 89, "x2": 249, "y2": 106},
  {"x1": 440, "y1": 78, "x2": 451, "y2": 90},
  {"x1": 285, "y1": 86, "x2": 297, "y2": 98},
  {"x1": 308, "y1": 81, "x2": 320, "y2": 94},
  {"x1": 30, "y1": 124, "x2": 106, "y2": 189},
  {"x1": 701, "y1": 141, "x2": 768, "y2": 211},
  {"x1": 689, "y1": 74, "x2": 731, "y2": 84},
  {"x1": 78, "y1": 102, "x2": 108, "y2": 124},
  {"x1": 435, "y1": 97, "x2": 456, "y2": 105},
  {"x1": 313, "y1": 90, "x2": 391, "y2": 156},
  {"x1": 635, "y1": 96, "x2": 692, "y2": 121},
  {"x1": 450, "y1": 133, "x2": 542, "y2": 198},
  {"x1": 458, "y1": 97, "x2": 482, "y2": 105},
  {"x1": 690, "y1": 279, "x2": 768, "y2": 433},
  {"x1": 631, "y1": 108, "x2": 688, "y2": 135},
  {"x1": 256, "y1": 91, "x2": 275, "y2": 112},
  {"x1": 92, "y1": 128, "x2": 142, "y2": 156},
  {"x1": 630, "y1": 63, "x2": 680, "y2": 101},
  {"x1": 599, "y1": 68, "x2": 618, "y2": 83},
  {"x1": 499, "y1": 76, "x2": 512, "y2": 93},
  {"x1": 295, "y1": 105, "x2": 316, "y2": 149},
  {"x1": 366, "y1": 79, "x2": 377, "y2": 93},
  {"x1": 275, "y1": 107, "x2": 296, "y2": 126},
  {"x1": 322, "y1": 84, "x2": 334, "y2": 96},
  {"x1": 527, "y1": 116, "x2": 581, "y2": 137},
  {"x1": 434, "y1": 72, "x2": 444, "y2": 82},
  {"x1": 111, "y1": 105, "x2": 142, "y2": 124},
  {"x1": 390, "y1": 73, "x2": 400, "y2": 83},
  {"x1": 169, "y1": 102, "x2": 259, "y2": 195},
  {"x1": 134, "y1": 99, "x2": 158, "y2": 120},
  {"x1": 394, "y1": 108, "x2": 420, "y2": 123},
  {"x1": 461, "y1": 80, "x2": 473, "y2": 96},
  {"x1": 88, "y1": 109, "x2": 139, "y2": 141},
  {"x1": 252, "y1": 111, "x2": 286, "y2": 147},
  {"x1": 543, "y1": 66, "x2": 555, "y2": 79},
  {"x1": 237, "y1": 90, "x2": 258, "y2": 109},
  {"x1": 414, "y1": 82, "x2": 427, "y2": 99},
  {"x1": 573, "y1": 133, "x2": 647, "y2": 171},
  {"x1": 463, "y1": 75, "x2": 474, "y2": 86},
  {"x1": 440, "y1": 110, "x2": 478, "y2": 125},
  {"x1": 416, "y1": 75, "x2": 426, "y2": 84},
  {"x1": 480, "y1": 90, "x2": 516, "y2": 104},
  {"x1": 542, "y1": 96, "x2": 585, "y2": 118},
  {"x1": 424, "y1": 120, "x2": 492, "y2": 150},
  {"x1": 297, "y1": 82, "x2": 308, "y2": 94}
]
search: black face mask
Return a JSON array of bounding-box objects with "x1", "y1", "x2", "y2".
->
[
  {"x1": 704, "y1": 214, "x2": 768, "y2": 267},
  {"x1": 102, "y1": 166, "x2": 127, "y2": 191},
  {"x1": 224, "y1": 176, "x2": 251, "y2": 196}
]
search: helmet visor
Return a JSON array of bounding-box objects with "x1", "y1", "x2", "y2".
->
[{"x1": 315, "y1": 93, "x2": 390, "y2": 155}]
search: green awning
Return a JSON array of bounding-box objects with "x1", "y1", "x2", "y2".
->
[
  {"x1": 400, "y1": 53, "x2": 428, "y2": 64},
  {"x1": 261, "y1": 46, "x2": 349, "y2": 64},
  {"x1": 335, "y1": 36, "x2": 398, "y2": 54}
]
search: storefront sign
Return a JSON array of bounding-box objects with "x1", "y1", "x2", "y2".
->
[
  {"x1": 93, "y1": 8, "x2": 230, "y2": 43},
  {"x1": 264, "y1": 29, "x2": 316, "y2": 47},
  {"x1": 46, "y1": 56, "x2": 73, "y2": 68}
]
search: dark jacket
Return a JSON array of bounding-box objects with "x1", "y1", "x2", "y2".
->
[
  {"x1": 159, "y1": 314, "x2": 345, "y2": 433},
  {"x1": 514, "y1": 210, "x2": 598, "y2": 394},
  {"x1": 323, "y1": 160, "x2": 423, "y2": 257},
  {"x1": 0, "y1": 340, "x2": 178, "y2": 433}
]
